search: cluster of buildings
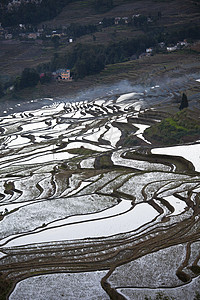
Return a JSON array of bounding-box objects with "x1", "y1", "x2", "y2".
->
[
  {"x1": 99, "y1": 14, "x2": 154, "y2": 27},
  {"x1": 52, "y1": 69, "x2": 72, "y2": 82},
  {"x1": 39, "y1": 69, "x2": 73, "y2": 82},
  {"x1": 0, "y1": 23, "x2": 13, "y2": 40},
  {"x1": 6, "y1": 0, "x2": 41, "y2": 10},
  {"x1": 18, "y1": 29, "x2": 70, "y2": 41},
  {"x1": 113, "y1": 14, "x2": 153, "y2": 25},
  {"x1": 0, "y1": 23, "x2": 74, "y2": 42},
  {"x1": 138, "y1": 40, "x2": 188, "y2": 59},
  {"x1": 166, "y1": 40, "x2": 188, "y2": 52}
]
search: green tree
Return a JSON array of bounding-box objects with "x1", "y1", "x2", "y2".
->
[
  {"x1": 179, "y1": 93, "x2": 188, "y2": 110},
  {"x1": 73, "y1": 59, "x2": 88, "y2": 78},
  {"x1": 40, "y1": 72, "x2": 52, "y2": 84},
  {"x1": 15, "y1": 68, "x2": 40, "y2": 90}
]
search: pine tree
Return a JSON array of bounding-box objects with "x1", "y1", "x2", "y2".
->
[{"x1": 179, "y1": 93, "x2": 188, "y2": 110}]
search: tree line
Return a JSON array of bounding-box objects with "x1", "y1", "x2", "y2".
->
[
  {"x1": 65, "y1": 23, "x2": 98, "y2": 39},
  {"x1": 0, "y1": 0, "x2": 73, "y2": 26},
  {"x1": 0, "y1": 0, "x2": 114, "y2": 27}
]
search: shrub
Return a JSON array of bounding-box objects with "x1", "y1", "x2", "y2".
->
[
  {"x1": 15, "y1": 68, "x2": 40, "y2": 90},
  {"x1": 144, "y1": 109, "x2": 200, "y2": 145}
]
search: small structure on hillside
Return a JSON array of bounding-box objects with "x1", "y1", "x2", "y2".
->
[
  {"x1": 122, "y1": 17, "x2": 129, "y2": 24},
  {"x1": 158, "y1": 42, "x2": 165, "y2": 48},
  {"x1": 0, "y1": 23, "x2": 5, "y2": 37},
  {"x1": 55, "y1": 69, "x2": 72, "y2": 81},
  {"x1": 167, "y1": 45, "x2": 177, "y2": 52},
  {"x1": 28, "y1": 33, "x2": 37, "y2": 39},
  {"x1": 5, "y1": 33, "x2": 13, "y2": 39},
  {"x1": 115, "y1": 17, "x2": 121, "y2": 25},
  {"x1": 146, "y1": 48, "x2": 153, "y2": 55}
]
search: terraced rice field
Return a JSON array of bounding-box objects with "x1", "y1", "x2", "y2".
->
[{"x1": 0, "y1": 83, "x2": 200, "y2": 299}]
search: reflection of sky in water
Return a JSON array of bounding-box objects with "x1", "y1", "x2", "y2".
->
[
  {"x1": 2, "y1": 201, "x2": 158, "y2": 247},
  {"x1": 152, "y1": 143, "x2": 200, "y2": 172}
]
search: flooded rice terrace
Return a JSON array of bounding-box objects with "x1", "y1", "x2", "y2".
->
[{"x1": 0, "y1": 79, "x2": 200, "y2": 299}]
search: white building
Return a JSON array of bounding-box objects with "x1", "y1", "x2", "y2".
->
[{"x1": 167, "y1": 46, "x2": 177, "y2": 52}]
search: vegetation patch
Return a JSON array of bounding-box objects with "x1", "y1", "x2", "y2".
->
[
  {"x1": 67, "y1": 147, "x2": 97, "y2": 155},
  {"x1": 94, "y1": 153, "x2": 113, "y2": 169},
  {"x1": 144, "y1": 109, "x2": 200, "y2": 145},
  {"x1": 4, "y1": 181, "x2": 14, "y2": 194}
]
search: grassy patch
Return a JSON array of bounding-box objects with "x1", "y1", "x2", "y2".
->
[
  {"x1": 4, "y1": 181, "x2": 14, "y2": 193},
  {"x1": 67, "y1": 147, "x2": 98, "y2": 155},
  {"x1": 94, "y1": 153, "x2": 113, "y2": 169},
  {"x1": 144, "y1": 109, "x2": 200, "y2": 145},
  {"x1": 121, "y1": 135, "x2": 141, "y2": 147}
]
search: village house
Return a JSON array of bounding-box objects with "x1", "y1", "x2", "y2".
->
[
  {"x1": 132, "y1": 14, "x2": 140, "y2": 19},
  {"x1": 28, "y1": 33, "x2": 37, "y2": 39},
  {"x1": 122, "y1": 17, "x2": 129, "y2": 24},
  {"x1": 7, "y1": 0, "x2": 21, "y2": 10},
  {"x1": 167, "y1": 45, "x2": 177, "y2": 52},
  {"x1": 114, "y1": 17, "x2": 121, "y2": 25},
  {"x1": 177, "y1": 40, "x2": 188, "y2": 48},
  {"x1": 158, "y1": 42, "x2": 165, "y2": 48},
  {"x1": 146, "y1": 48, "x2": 153, "y2": 55},
  {"x1": 147, "y1": 17, "x2": 153, "y2": 23},
  {"x1": 7, "y1": 0, "x2": 41, "y2": 10},
  {"x1": 19, "y1": 33, "x2": 26, "y2": 38},
  {"x1": 54, "y1": 69, "x2": 72, "y2": 81},
  {"x1": 36, "y1": 32, "x2": 42, "y2": 38},
  {"x1": 5, "y1": 33, "x2": 13, "y2": 39},
  {"x1": 19, "y1": 24, "x2": 26, "y2": 30},
  {"x1": 0, "y1": 23, "x2": 5, "y2": 37},
  {"x1": 114, "y1": 17, "x2": 129, "y2": 25},
  {"x1": 52, "y1": 32, "x2": 63, "y2": 38},
  {"x1": 37, "y1": 28, "x2": 44, "y2": 33},
  {"x1": 59, "y1": 69, "x2": 72, "y2": 81}
]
